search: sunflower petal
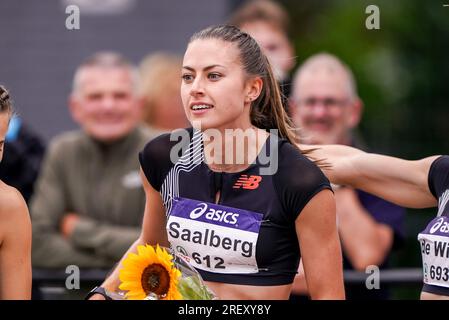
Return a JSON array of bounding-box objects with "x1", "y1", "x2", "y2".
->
[{"x1": 117, "y1": 244, "x2": 184, "y2": 300}]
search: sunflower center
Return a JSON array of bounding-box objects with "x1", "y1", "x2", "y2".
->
[{"x1": 141, "y1": 264, "x2": 170, "y2": 296}]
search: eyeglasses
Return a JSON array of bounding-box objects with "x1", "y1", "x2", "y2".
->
[{"x1": 296, "y1": 97, "x2": 350, "y2": 109}]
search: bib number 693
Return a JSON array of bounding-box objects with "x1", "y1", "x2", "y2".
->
[{"x1": 430, "y1": 265, "x2": 449, "y2": 281}]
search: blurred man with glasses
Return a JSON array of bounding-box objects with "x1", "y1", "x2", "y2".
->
[
  {"x1": 290, "y1": 53, "x2": 362, "y2": 146},
  {"x1": 290, "y1": 53, "x2": 405, "y2": 300}
]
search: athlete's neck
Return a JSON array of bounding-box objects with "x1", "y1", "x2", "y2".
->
[{"x1": 203, "y1": 126, "x2": 269, "y2": 173}]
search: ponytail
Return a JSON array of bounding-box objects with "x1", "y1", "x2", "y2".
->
[{"x1": 250, "y1": 54, "x2": 298, "y2": 145}]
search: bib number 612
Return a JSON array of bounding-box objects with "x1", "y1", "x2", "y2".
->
[{"x1": 191, "y1": 252, "x2": 226, "y2": 269}]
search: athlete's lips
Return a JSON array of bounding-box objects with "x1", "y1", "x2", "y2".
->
[
  {"x1": 189, "y1": 102, "x2": 214, "y2": 114},
  {"x1": 189, "y1": 102, "x2": 214, "y2": 110}
]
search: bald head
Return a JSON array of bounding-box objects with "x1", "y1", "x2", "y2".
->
[
  {"x1": 290, "y1": 53, "x2": 363, "y2": 145},
  {"x1": 292, "y1": 53, "x2": 358, "y2": 102}
]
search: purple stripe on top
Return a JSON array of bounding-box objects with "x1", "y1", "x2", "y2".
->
[
  {"x1": 169, "y1": 197, "x2": 263, "y2": 233},
  {"x1": 421, "y1": 216, "x2": 449, "y2": 237}
]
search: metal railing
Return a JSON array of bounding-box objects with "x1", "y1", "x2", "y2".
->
[{"x1": 32, "y1": 267, "x2": 424, "y2": 300}]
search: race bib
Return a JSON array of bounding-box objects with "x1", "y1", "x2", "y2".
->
[
  {"x1": 418, "y1": 216, "x2": 449, "y2": 288},
  {"x1": 166, "y1": 197, "x2": 263, "y2": 274}
]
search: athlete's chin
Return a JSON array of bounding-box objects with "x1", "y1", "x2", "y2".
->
[{"x1": 189, "y1": 117, "x2": 226, "y2": 131}]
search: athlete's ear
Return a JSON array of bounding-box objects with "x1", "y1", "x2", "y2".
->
[{"x1": 244, "y1": 77, "x2": 263, "y2": 104}]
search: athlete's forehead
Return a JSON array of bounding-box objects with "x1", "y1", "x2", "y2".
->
[{"x1": 183, "y1": 39, "x2": 241, "y2": 71}]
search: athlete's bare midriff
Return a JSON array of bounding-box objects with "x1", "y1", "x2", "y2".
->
[
  {"x1": 205, "y1": 281, "x2": 292, "y2": 300},
  {"x1": 421, "y1": 291, "x2": 449, "y2": 300}
]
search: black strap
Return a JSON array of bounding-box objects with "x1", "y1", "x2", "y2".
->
[{"x1": 84, "y1": 286, "x2": 112, "y2": 300}]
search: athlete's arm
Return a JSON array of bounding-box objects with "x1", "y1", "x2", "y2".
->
[
  {"x1": 301, "y1": 144, "x2": 438, "y2": 208},
  {"x1": 0, "y1": 186, "x2": 32, "y2": 299},
  {"x1": 91, "y1": 168, "x2": 168, "y2": 299},
  {"x1": 296, "y1": 189, "x2": 345, "y2": 299}
]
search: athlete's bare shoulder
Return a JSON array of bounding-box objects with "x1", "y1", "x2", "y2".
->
[{"x1": 0, "y1": 180, "x2": 29, "y2": 220}]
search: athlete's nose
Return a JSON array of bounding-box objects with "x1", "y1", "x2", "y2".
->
[{"x1": 190, "y1": 76, "x2": 205, "y2": 98}]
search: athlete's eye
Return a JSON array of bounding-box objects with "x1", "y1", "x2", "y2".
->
[
  {"x1": 182, "y1": 74, "x2": 194, "y2": 82},
  {"x1": 208, "y1": 73, "x2": 221, "y2": 81}
]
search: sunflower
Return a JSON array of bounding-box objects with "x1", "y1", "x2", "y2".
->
[{"x1": 119, "y1": 244, "x2": 182, "y2": 300}]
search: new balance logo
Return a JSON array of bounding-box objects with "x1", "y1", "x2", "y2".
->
[{"x1": 233, "y1": 175, "x2": 262, "y2": 190}]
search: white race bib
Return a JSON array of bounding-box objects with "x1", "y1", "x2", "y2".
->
[
  {"x1": 418, "y1": 216, "x2": 449, "y2": 288},
  {"x1": 167, "y1": 197, "x2": 263, "y2": 274}
]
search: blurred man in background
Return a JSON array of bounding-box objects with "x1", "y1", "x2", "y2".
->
[
  {"x1": 138, "y1": 51, "x2": 189, "y2": 134},
  {"x1": 290, "y1": 53, "x2": 405, "y2": 300},
  {"x1": 229, "y1": 0, "x2": 295, "y2": 113},
  {"x1": 31, "y1": 52, "x2": 156, "y2": 270}
]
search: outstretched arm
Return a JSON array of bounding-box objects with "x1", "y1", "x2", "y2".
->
[
  {"x1": 0, "y1": 186, "x2": 32, "y2": 299},
  {"x1": 296, "y1": 189, "x2": 345, "y2": 299},
  {"x1": 302, "y1": 144, "x2": 439, "y2": 208}
]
